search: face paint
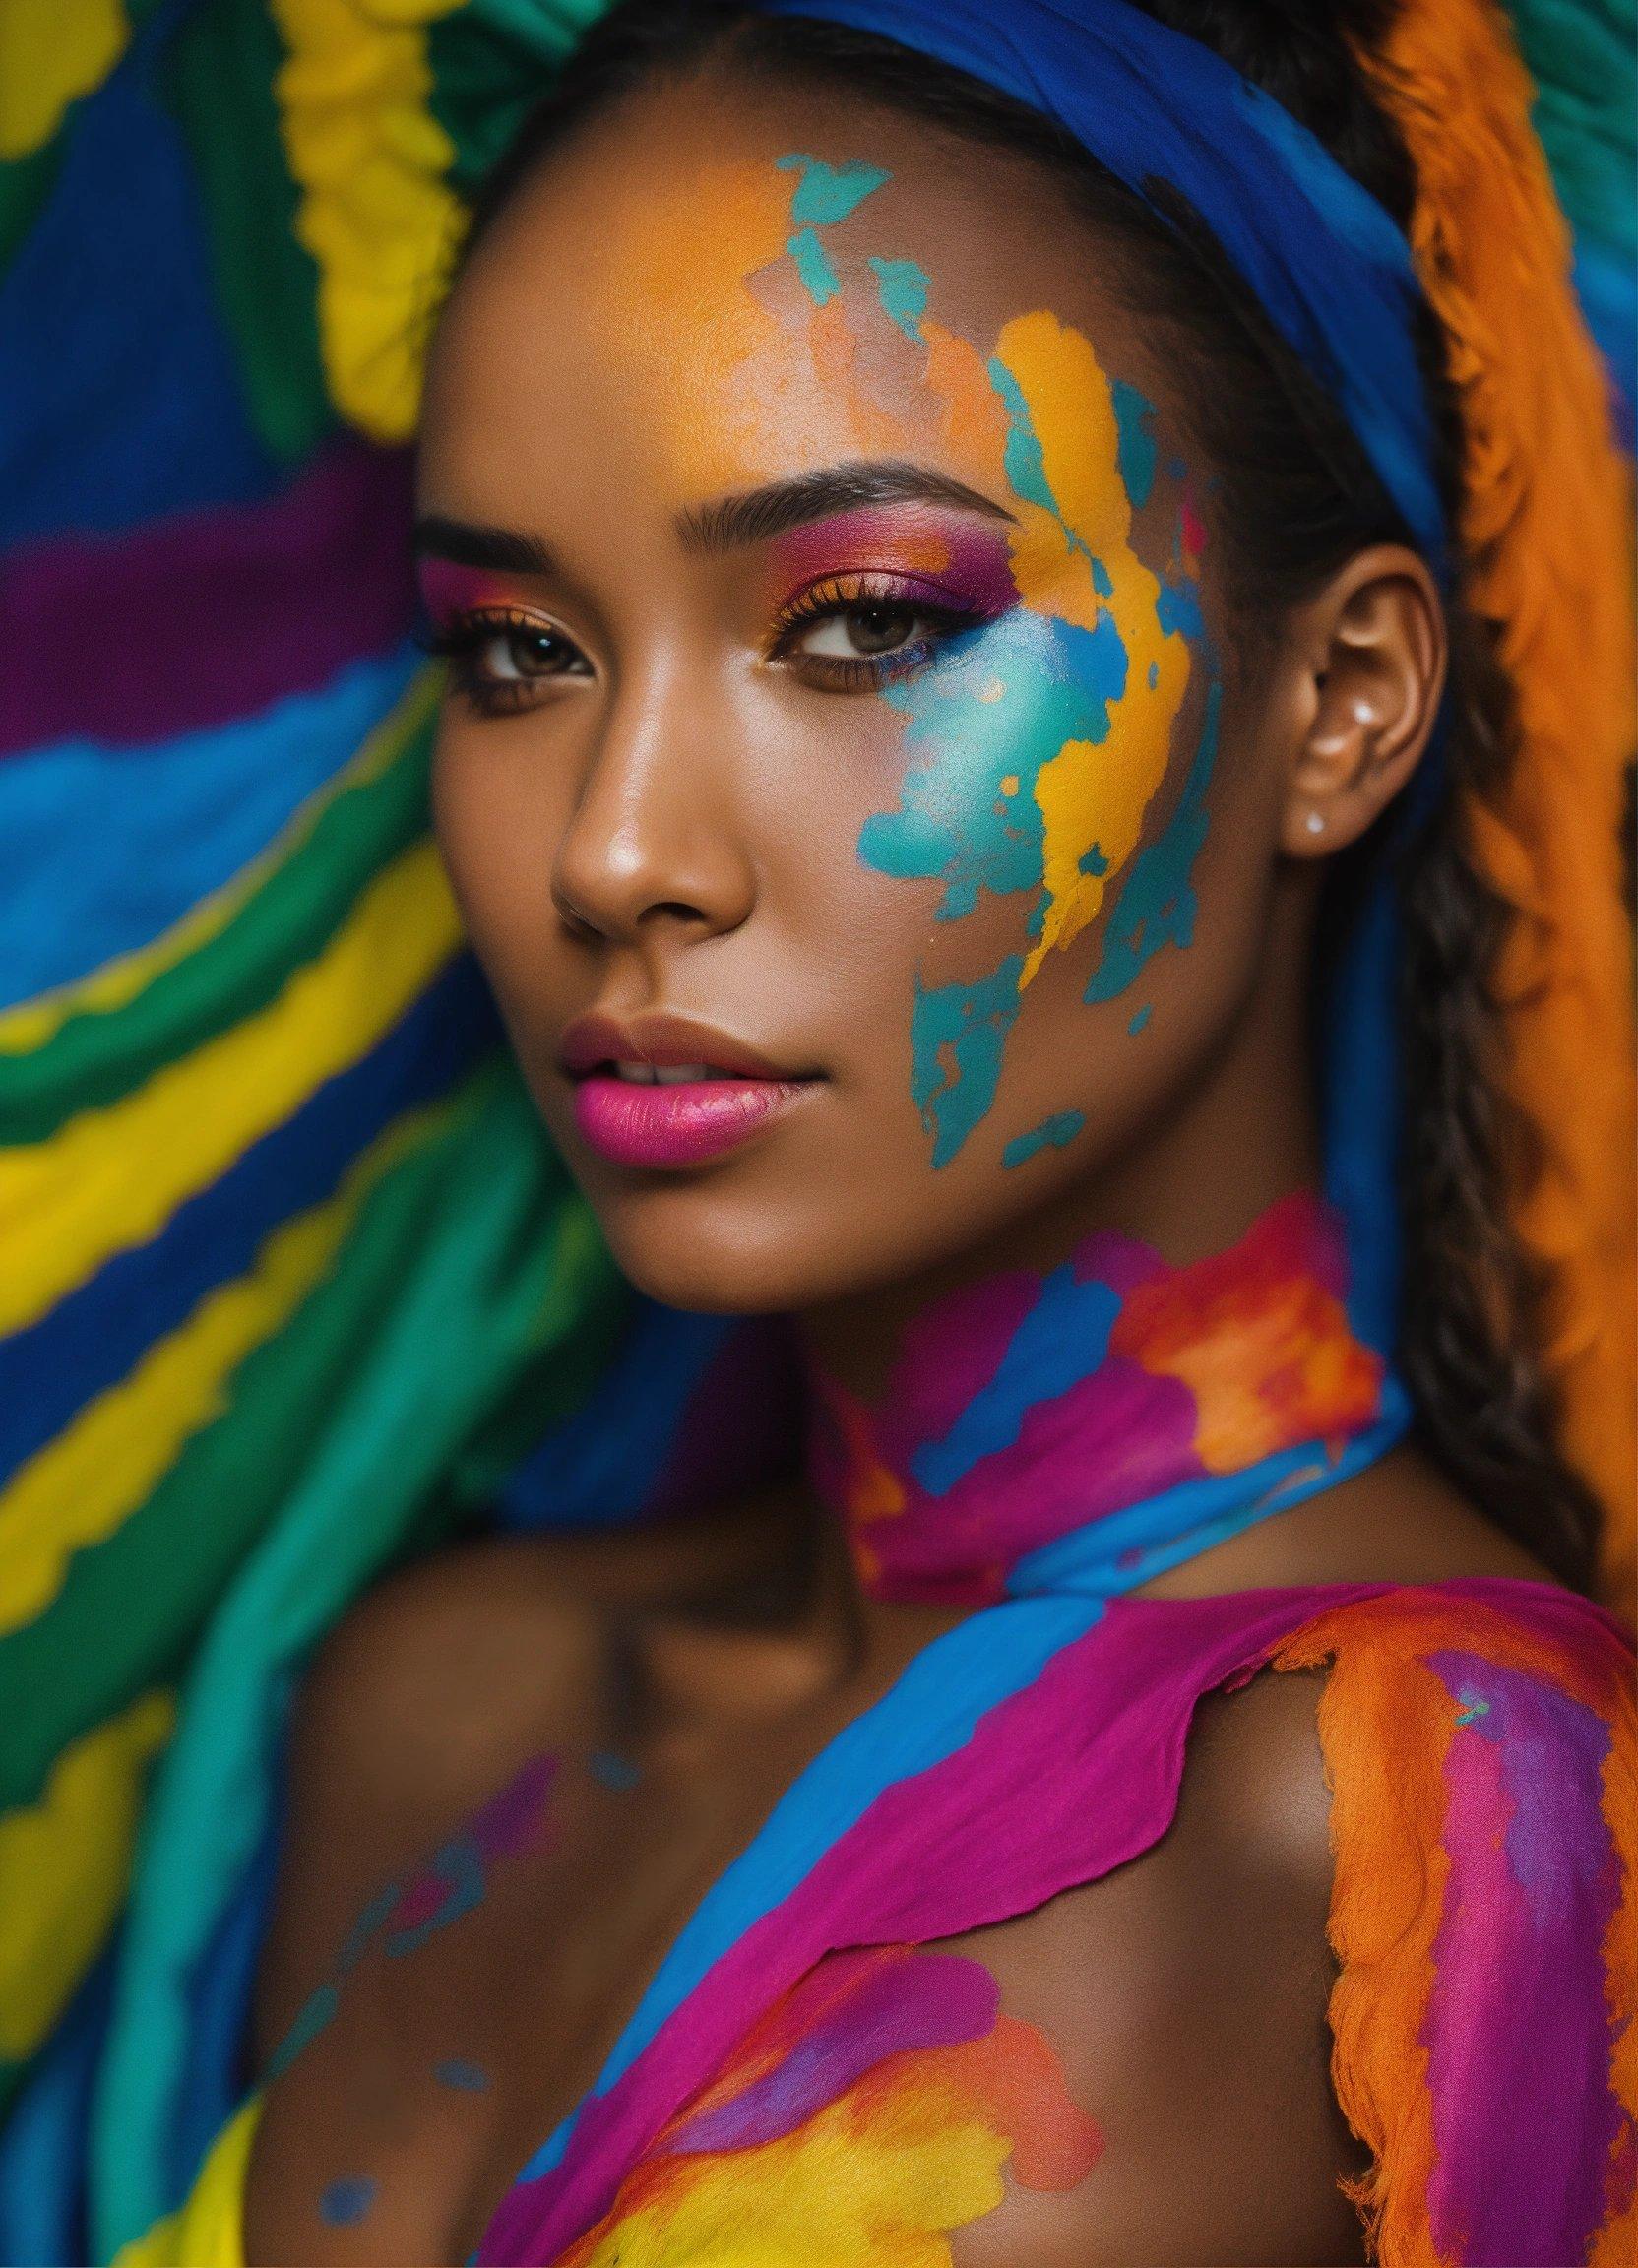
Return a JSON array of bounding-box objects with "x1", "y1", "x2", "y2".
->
[
  {"x1": 753, "y1": 221, "x2": 1218, "y2": 1166},
  {"x1": 555, "y1": 1944, "x2": 1102, "y2": 2264},
  {"x1": 1001, "y1": 1109, "x2": 1086, "y2": 1170},
  {"x1": 436, "y1": 2056, "x2": 493, "y2": 2093}
]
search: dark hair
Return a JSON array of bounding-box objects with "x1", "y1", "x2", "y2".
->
[{"x1": 456, "y1": 0, "x2": 1602, "y2": 1590}]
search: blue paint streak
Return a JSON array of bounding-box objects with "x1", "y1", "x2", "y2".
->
[
  {"x1": 384, "y1": 1839, "x2": 486, "y2": 1958},
  {"x1": 1111, "y1": 380, "x2": 1159, "y2": 508},
  {"x1": 1001, "y1": 1109, "x2": 1086, "y2": 1170},
  {"x1": 1127, "y1": 1005, "x2": 1152, "y2": 1036},
  {"x1": 436, "y1": 2058, "x2": 492, "y2": 2093},
  {"x1": 912, "y1": 1266, "x2": 1121, "y2": 1492},
  {"x1": 777, "y1": 153, "x2": 890, "y2": 222}
]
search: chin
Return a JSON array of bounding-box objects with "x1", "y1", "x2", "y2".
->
[{"x1": 586, "y1": 1181, "x2": 846, "y2": 1314}]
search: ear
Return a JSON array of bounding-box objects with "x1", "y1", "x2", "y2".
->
[{"x1": 1277, "y1": 544, "x2": 1447, "y2": 860}]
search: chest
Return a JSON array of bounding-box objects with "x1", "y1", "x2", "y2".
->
[{"x1": 240, "y1": 1718, "x2": 852, "y2": 2266}]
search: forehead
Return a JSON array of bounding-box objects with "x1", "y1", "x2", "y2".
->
[{"x1": 420, "y1": 74, "x2": 1164, "y2": 513}]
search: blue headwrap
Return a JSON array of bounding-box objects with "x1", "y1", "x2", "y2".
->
[
  {"x1": 761, "y1": 0, "x2": 1443, "y2": 1370},
  {"x1": 763, "y1": 0, "x2": 1447, "y2": 574}
]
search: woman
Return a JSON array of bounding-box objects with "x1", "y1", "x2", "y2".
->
[{"x1": 95, "y1": 0, "x2": 1638, "y2": 2260}]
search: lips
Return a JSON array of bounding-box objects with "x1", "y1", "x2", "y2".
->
[{"x1": 559, "y1": 1011, "x2": 816, "y2": 1169}]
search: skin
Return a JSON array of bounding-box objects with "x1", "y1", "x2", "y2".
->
[{"x1": 244, "y1": 68, "x2": 1559, "y2": 2268}]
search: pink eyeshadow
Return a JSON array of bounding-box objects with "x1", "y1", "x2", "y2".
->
[
  {"x1": 416, "y1": 557, "x2": 523, "y2": 626},
  {"x1": 770, "y1": 507, "x2": 1018, "y2": 616}
]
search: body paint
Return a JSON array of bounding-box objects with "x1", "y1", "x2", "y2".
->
[
  {"x1": 556, "y1": 1944, "x2": 1102, "y2": 2265},
  {"x1": 319, "y1": 2176, "x2": 378, "y2": 2228},
  {"x1": 267, "y1": 1752, "x2": 559, "y2": 2080},
  {"x1": 436, "y1": 2056, "x2": 493, "y2": 2092},
  {"x1": 805, "y1": 1190, "x2": 1383, "y2": 1603}
]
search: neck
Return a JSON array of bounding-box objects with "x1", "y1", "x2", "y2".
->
[{"x1": 801, "y1": 1186, "x2": 1390, "y2": 1606}]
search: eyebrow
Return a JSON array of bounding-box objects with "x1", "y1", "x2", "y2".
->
[
  {"x1": 410, "y1": 462, "x2": 1014, "y2": 579},
  {"x1": 677, "y1": 461, "x2": 1015, "y2": 553},
  {"x1": 411, "y1": 515, "x2": 555, "y2": 575}
]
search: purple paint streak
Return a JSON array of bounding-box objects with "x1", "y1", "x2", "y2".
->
[
  {"x1": 666, "y1": 1947, "x2": 997, "y2": 2156},
  {"x1": 0, "y1": 441, "x2": 415, "y2": 756},
  {"x1": 1423, "y1": 1651, "x2": 1626, "y2": 2263}
]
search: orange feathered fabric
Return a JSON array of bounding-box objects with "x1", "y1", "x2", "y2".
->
[
  {"x1": 1271, "y1": 1587, "x2": 1638, "y2": 2267},
  {"x1": 1349, "y1": 0, "x2": 1638, "y2": 1621}
]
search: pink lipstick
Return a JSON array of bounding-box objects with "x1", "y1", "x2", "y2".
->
[{"x1": 561, "y1": 1012, "x2": 816, "y2": 1169}]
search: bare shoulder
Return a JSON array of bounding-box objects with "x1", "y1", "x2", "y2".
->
[
  {"x1": 252, "y1": 1498, "x2": 798, "y2": 2056},
  {"x1": 949, "y1": 1663, "x2": 1368, "y2": 2266}
]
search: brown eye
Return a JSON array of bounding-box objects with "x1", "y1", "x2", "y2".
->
[
  {"x1": 477, "y1": 624, "x2": 589, "y2": 682},
  {"x1": 797, "y1": 603, "x2": 923, "y2": 661}
]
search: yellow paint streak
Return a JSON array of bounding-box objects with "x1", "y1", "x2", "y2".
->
[
  {"x1": 0, "y1": 669, "x2": 439, "y2": 1056},
  {"x1": 0, "y1": 0, "x2": 126, "y2": 160},
  {"x1": 0, "y1": 838, "x2": 461, "y2": 1338},
  {"x1": 995, "y1": 313, "x2": 1192, "y2": 987},
  {"x1": 0, "y1": 1689, "x2": 173, "y2": 2060},
  {"x1": 562, "y1": 2071, "x2": 1011, "y2": 2266},
  {"x1": 0, "y1": 1102, "x2": 448, "y2": 1639}
]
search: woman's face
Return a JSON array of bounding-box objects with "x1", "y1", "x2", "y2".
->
[{"x1": 418, "y1": 77, "x2": 1296, "y2": 1313}]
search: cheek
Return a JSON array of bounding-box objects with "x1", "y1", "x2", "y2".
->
[{"x1": 430, "y1": 724, "x2": 574, "y2": 1008}]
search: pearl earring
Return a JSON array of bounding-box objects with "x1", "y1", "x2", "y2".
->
[{"x1": 1304, "y1": 811, "x2": 1326, "y2": 836}]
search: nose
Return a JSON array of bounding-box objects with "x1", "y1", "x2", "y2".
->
[{"x1": 551, "y1": 664, "x2": 757, "y2": 953}]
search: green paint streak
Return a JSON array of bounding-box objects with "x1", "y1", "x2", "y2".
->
[
  {"x1": 1002, "y1": 1110, "x2": 1087, "y2": 1169},
  {"x1": 910, "y1": 956, "x2": 1026, "y2": 1169},
  {"x1": 1112, "y1": 380, "x2": 1159, "y2": 510},
  {"x1": 788, "y1": 225, "x2": 841, "y2": 305},
  {"x1": 777, "y1": 153, "x2": 890, "y2": 222},
  {"x1": 869, "y1": 255, "x2": 930, "y2": 343}
]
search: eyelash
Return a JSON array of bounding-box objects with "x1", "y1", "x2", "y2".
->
[
  {"x1": 416, "y1": 575, "x2": 991, "y2": 718},
  {"x1": 767, "y1": 574, "x2": 986, "y2": 689},
  {"x1": 416, "y1": 607, "x2": 588, "y2": 716}
]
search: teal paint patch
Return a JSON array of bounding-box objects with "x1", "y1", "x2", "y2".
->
[
  {"x1": 1148, "y1": 660, "x2": 1159, "y2": 689},
  {"x1": 788, "y1": 224, "x2": 841, "y2": 305},
  {"x1": 911, "y1": 956, "x2": 1026, "y2": 1168},
  {"x1": 1112, "y1": 380, "x2": 1159, "y2": 509},
  {"x1": 1454, "y1": 1692, "x2": 1492, "y2": 1727},
  {"x1": 267, "y1": 1983, "x2": 340, "y2": 2079},
  {"x1": 858, "y1": 607, "x2": 1128, "y2": 928},
  {"x1": 869, "y1": 255, "x2": 930, "y2": 343},
  {"x1": 436, "y1": 2057, "x2": 492, "y2": 2092},
  {"x1": 1002, "y1": 1110, "x2": 1087, "y2": 1169},
  {"x1": 1078, "y1": 844, "x2": 1108, "y2": 877},
  {"x1": 1085, "y1": 676, "x2": 1222, "y2": 1005},
  {"x1": 1128, "y1": 1005, "x2": 1152, "y2": 1036},
  {"x1": 777, "y1": 153, "x2": 889, "y2": 222}
]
